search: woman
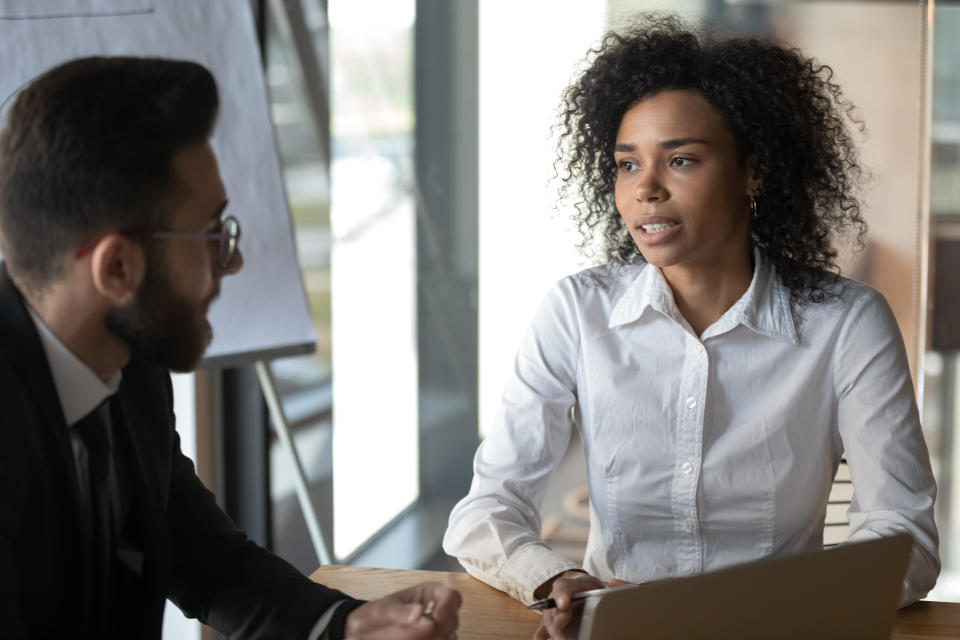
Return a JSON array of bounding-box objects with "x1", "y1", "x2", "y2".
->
[{"x1": 442, "y1": 14, "x2": 939, "y2": 639}]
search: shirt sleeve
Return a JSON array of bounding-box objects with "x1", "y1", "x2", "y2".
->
[
  {"x1": 443, "y1": 281, "x2": 584, "y2": 603},
  {"x1": 834, "y1": 287, "x2": 940, "y2": 607}
]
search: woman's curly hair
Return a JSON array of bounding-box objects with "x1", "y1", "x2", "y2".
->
[{"x1": 556, "y1": 14, "x2": 866, "y2": 303}]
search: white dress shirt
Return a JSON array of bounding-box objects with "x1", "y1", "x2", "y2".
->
[
  {"x1": 27, "y1": 307, "x2": 120, "y2": 509},
  {"x1": 443, "y1": 252, "x2": 939, "y2": 607}
]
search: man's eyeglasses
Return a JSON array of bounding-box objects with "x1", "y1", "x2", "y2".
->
[{"x1": 74, "y1": 216, "x2": 242, "y2": 269}]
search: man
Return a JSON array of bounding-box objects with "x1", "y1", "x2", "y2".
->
[{"x1": 0, "y1": 57, "x2": 460, "y2": 639}]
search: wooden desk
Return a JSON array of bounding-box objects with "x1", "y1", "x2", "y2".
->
[{"x1": 310, "y1": 565, "x2": 960, "y2": 639}]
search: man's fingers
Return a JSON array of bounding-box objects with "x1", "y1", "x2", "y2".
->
[
  {"x1": 607, "y1": 578, "x2": 631, "y2": 587},
  {"x1": 345, "y1": 584, "x2": 462, "y2": 639},
  {"x1": 385, "y1": 581, "x2": 461, "y2": 622},
  {"x1": 423, "y1": 583, "x2": 462, "y2": 621},
  {"x1": 373, "y1": 601, "x2": 424, "y2": 626},
  {"x1": 400, "y1": 582, "x2": 461, "y2": 634},
  {"x1": 422, "y1": 609, "x2": 458, "y2": 637}
]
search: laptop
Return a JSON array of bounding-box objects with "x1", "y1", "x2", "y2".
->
[{"x1": 569, "y1": 533, "x2": 913, "y2": 640}]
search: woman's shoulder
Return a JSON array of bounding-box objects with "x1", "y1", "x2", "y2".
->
[
  {"x1": 559, "y1": 260, "x2": 648, "y2": 295},
  {"x1": 792, "y1": 272, "x2": 895, "y2": 335},
  {"x1": 796, "y1": 272, "x2": 887, "y2": 312},
  {"x1": 535, "y1": 261, "x2": 648, "y2": 330}
]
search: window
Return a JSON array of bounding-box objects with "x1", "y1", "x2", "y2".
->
[
  {"x1": 327, "y1": 0, "x2": 418, "y2": 559},
  {"x1": 264, "y1": 0, "x2": 419, "y2": 568}
]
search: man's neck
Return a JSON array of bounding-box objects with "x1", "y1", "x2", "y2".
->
[{"x1": 19, "y1": 278, "x2": 130, "y2": 383}]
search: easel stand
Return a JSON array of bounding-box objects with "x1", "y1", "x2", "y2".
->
[{"x1": 255, "y1": 361, "x2": 332, "y2": 566}]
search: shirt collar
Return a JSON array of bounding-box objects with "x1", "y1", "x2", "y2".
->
[
  {"x1": 608, "y1": 260, "x2": 677, "y2": 329},
  {"x1": 608, "y1": 247, "x2": 798, "y2": 344},
  {"x1": 27, "y1": 307, "x2": 121, "y2": 427}
]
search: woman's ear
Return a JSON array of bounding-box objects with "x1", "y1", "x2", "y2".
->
[{"x1": 88, "y1": 234, "x2": 146, "y2": 305}]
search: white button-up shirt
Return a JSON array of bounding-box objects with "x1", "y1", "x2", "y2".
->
[
  {"x1": 443, "y1": 253, "x2": 939, "y2": 607},
  {"x1": 27, "y1": 307, "x2": 120, "y2": 507}
]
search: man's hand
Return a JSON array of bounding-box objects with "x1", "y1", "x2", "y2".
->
[
  {"x1": 534, "y1": 572, "x2": 627, "y2": 640},
  {"x1": 344, "y1": 581, "x2": 461, "y2": 640}
]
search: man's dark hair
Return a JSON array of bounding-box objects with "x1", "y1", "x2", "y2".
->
[
  {"x1": 556, "y1": 14, "x2": 867, "y2": 303},
  {"x1": 0, "y1": 56, "x2": 219, "y2": 289}
]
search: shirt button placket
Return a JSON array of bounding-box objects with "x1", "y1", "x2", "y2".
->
[{"x1": 675, "y1": 338, "x2": 707, "y2": 577}]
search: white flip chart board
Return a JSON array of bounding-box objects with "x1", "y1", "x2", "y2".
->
[{"x1": 0, "y1": 0, "x2": 316, "y2": 368}]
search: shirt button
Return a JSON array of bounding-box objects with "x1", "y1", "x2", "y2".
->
[
  {"x1": 680, "y1": 461, "x2": 694, "y2": 475},
  {"x1": 683, "y1": 565, "x2": 696, "y2": 576},
  {"x1": 695, "y1": 343, "x2": 705, "y2": 355},
  {"x1": 685, "y1": 397, "x2": 697, "y2": 409}
]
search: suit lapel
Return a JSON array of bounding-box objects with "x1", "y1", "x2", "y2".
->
[
  {"x1": 112, "y1": 384, "x2": 169, "y2": 613},
  {"x1": 0, "y1": 264, "x2": 99, "y2": 631},
  {"x1": 0, "y1": 265, "x2": 87, "y2": 530}
]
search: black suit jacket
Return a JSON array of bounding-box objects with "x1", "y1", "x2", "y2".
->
[{"x1": 0, "y1": 266, "x2": 360, "y2": 638}]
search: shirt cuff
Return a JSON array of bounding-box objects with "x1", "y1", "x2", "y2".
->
[
  {"x1": 502, "y1": 542, "x2": 582, "y2": 604},
  {"x1": 308, "y1": 598, "x2": 366, "y2": 640},
  {"x1": 307, "y1": 600, "x2": 347, "y2": 640}
]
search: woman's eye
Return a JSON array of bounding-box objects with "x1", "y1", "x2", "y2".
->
[
  {"x1": 618, "y1": 160, "x2": 638, "y2": 172},
  {"x1": 670, "y1": 157, "x2": 695, "y2": 168}
]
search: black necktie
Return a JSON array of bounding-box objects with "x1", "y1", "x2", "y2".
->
[{"x1": 75, "y1": 400, "x2": 114, "y2": 636}]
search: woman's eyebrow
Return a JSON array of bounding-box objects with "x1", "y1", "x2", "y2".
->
[
  {"x1": 659, "y1": 137, "x2": 708, "y2": 149},
  {"x1": 614, "y1": 138, "x2": 709, "y2": 152}
]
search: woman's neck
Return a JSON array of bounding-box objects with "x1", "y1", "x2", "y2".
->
[{"x1": 661, "y1": 253, "x2": 754, "y2": 337}]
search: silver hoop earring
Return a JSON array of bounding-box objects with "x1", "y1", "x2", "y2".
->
[{"x1": 749, "y1": 195, "x2": 758, "y2": 219}]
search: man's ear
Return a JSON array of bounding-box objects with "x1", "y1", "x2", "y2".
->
[{"x1": 88, "y1": 234, "x2": 146, "y2": 305}]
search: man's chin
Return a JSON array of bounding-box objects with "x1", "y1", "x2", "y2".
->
[
  {"x1": 194, "y1": 321, "x2": 214, "y2": 364},
  {"x1": 128, "y1": 318, "x2": 213, "y2": 372},
  {"x1": 173, "y1": 322, "x2": 213, "y2": 372}
]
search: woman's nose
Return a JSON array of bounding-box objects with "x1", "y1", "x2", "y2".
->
[{"x1": 635, "y1": 170, "x2": 666, "y2": 202}]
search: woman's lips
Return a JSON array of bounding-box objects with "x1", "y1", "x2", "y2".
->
[{"x1": 634, "y1": 218, "x2": 681, "y2": 244}]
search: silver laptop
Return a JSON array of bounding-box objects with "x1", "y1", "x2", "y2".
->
[{"x1": 571, "y1": 534, "x2": 913, "y2": 640}]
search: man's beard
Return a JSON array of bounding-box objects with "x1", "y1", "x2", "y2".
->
[{"x1": 105, "y1": 249, "x2": 216, "y2": 372}]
